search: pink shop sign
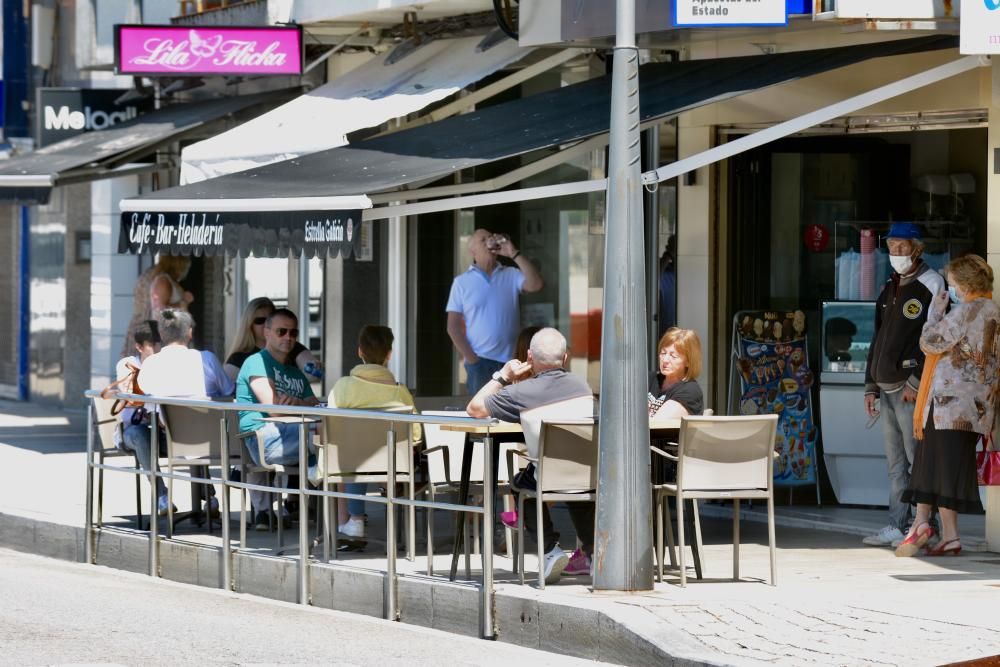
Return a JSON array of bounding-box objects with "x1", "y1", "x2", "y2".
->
[{"x1": 115, "y1": 24, "x2": 303, "y2": 76}]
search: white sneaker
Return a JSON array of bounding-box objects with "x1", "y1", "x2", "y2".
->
[
  {"x1": 542, "y1": 545, "x2": 569, "y2": 584},
  {"x1": 863, "y1": 525, "x2": 904, "y2": 546},
  {"x1": 338, "y1": 517, "x2": 366, "y2": 539}
]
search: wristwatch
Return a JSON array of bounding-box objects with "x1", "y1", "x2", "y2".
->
[{"x1": 491, "y1": 371, "x2": 511, "y2": 386}]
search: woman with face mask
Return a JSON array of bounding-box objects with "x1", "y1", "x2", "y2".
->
[{"x1": 895, "y1": 254, "x2": 999, "y2": 558}]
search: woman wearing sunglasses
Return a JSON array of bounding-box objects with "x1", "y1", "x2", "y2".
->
[{"x1": 224, "y1": 297, "x2": 322, "y2": 382}]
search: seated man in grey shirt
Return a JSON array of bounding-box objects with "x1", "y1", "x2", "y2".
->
[{"x1": 467, "y1": 327, "x2": 595, "y2": 583}]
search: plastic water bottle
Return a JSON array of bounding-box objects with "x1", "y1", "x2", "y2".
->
[{"x1": 303, "y1": 362, "x2": 324, "y2": 380}]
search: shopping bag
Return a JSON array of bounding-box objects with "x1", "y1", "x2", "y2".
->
[{"x1": 976, "y1": 434, "x2": 1000, "y2": 486}]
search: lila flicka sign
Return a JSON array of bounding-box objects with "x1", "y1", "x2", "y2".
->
[{"x1": 115, "y1": 25, "x2": 303, "y2": 76}]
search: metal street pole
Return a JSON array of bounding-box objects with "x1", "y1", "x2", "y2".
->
[{"x1": 593, "y1": 0, "x2": 653, "y2": 591}]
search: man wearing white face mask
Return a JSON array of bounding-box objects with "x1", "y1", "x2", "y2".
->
[{"x1": 862, "y1": 222, "x2": 945, "y2": 547}]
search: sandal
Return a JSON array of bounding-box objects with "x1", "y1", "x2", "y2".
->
[
  {"x1": 925, "y1": 538, "x2": 961, "y2": 557},
  {"x1": 894, "y1": 522, "x2": 935, "y2": 558}
]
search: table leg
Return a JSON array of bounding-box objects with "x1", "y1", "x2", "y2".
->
[{"x1": 449, "y1": 435, "x2": 474, "y2": 581}]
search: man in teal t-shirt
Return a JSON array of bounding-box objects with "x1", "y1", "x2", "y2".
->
[{"x1": 236, "y1": 307, "x2": 319, "y2": 529}]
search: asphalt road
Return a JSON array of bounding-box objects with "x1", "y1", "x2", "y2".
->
[{"x1": 0, "y1": 548, "x2": 607, "y2": 666}]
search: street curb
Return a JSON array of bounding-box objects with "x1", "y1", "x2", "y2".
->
[{"x1": 0, "y1": 512, "x2": 734, "y2": 667}]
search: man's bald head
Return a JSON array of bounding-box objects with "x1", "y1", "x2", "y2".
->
[{"x1": 528, "y1": 328, "x2": 567, "y2": 371}]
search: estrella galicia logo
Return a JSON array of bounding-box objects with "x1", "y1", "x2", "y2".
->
[{"x1": 986, "y1": 0, "x2": 1000, "y2": 10}]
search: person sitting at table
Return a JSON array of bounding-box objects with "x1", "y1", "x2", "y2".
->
[
  {"x1": 235, "y1": 308, "x2": 320, "y2": 531},
  {"x1": 649, "y1": 327, "x2": 705, "y2": 494},
  {"x1": 137, "y1": 309, "x2": 235, "y2": 518},
  {"x1": 139, "y1": 309, "x2": 235, "y2": 400},
  {"x1": 466, "y1": 327, "x2": 595, "y2": 583},
  {"x1": 115, "y1": 319, "x2": 171, "y2": 516},
  {"x1": 649, "y1": 327, "x2": 704, "y2": 420},
  {"x1": 224, "y1": 297, "x2": 323, "y2": 383},
  {"x1": 328, "y1": 325, "x2": 422, "y2": 541}
]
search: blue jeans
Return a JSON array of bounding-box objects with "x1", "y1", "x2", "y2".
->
[
  {"x1": 345, "y1": 483, "x2": 366, "y2": 518},
  {"x1": 244, "y1": 422, "x2": 316, "y2": 513},
  {"x1": 464, "y1": 357, "x2": 505, "y2": 394},
  {"x1": 121, "y1": 423, "x2": 166, "y2": 497},
  {"x1": 880, "y1": 389, "x2": 918, "y2": 532}
]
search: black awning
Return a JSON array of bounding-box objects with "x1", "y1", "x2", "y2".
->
[
  {"x1": 0, "y1": 89, "x2": 298, "y2": 205},
  {"x1": 120, "y1": 36, "x2": 958, "y2": 256}
]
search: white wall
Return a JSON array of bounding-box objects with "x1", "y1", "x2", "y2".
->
[{"x1": 89, "y1": 176, "x2": 141, "y2": 390}]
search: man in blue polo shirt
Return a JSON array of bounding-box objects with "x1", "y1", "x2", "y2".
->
[{"x1": 446, "y1": 228, "x2": 544, "y2": 393}]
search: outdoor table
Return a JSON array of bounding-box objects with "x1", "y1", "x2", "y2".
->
[{"x1": 441, "y1": 417, "x2": 681, "y2": 581}]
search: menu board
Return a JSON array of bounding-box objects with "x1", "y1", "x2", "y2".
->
[{"x1": 732, "y1": 310, "x2": 818, "y2": 487}]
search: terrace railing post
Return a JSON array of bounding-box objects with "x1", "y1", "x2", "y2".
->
[
  {"x1": 84, "y1": 402, "x2": 95, "y2": 564},
  {"x1": 298, "y1": 418, "x2": 310, "y2": 605},
  {"x1": 385, "y1": 423, "x2": 398, "y2": 621},
  {"x1": 481, "y1": 433, "x2": 495, "y2": 639},
  {"x1": 220, "y1": 414, "x2": 232, "y2": 591},
  {"x1": 149, "y1": 404, "x2": 160, "y2": 577}
]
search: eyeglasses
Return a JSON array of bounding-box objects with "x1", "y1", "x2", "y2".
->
[
  {"x1": 252, "y1": 317, "x2": 267, "y2": 326},
  {"x1": 270, "y1": 327, "x2": 299, "y2": 339},
  {"x1": 659, "y1": 349, "x2": 682, "y2": 360}
]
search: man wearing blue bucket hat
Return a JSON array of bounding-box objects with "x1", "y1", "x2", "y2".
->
[{"x1": 862, "y1": 222, "x2": 945, "y2": 547}]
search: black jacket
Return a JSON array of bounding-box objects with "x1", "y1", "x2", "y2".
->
[{"x1": 864, "y1": 261, "x2": 945, "y2": 396}]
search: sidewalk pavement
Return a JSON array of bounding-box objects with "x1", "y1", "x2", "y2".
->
[{"x1": 2, "y1": 399, "x2": 1000, "y2": 667}]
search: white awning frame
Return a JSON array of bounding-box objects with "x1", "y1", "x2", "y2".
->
[{"x1": 361, "y1": 54, "x2": 986, "y2": 221}]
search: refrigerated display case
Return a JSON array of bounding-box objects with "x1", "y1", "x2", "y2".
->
[{"x1": 819, "y1": 300, "x2": 888, "y2": 505}]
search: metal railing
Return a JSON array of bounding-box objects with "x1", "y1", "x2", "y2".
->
[{"x1": 83, "y1": 389, "x2": 498, "y2": 638}]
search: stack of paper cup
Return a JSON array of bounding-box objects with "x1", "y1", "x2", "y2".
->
[{"x1": 860, "y1": 228, "x2": 875, "y2": 301}]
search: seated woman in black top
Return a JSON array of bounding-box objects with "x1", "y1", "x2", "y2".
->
[
  {"x1": 649, "y1": 327, "x2": 704, "y2": 419},
  {"x1": 224, "y1": 297, "x2": 318, "y2": 382},
  {"x1": 649, "y1": 327, "x2": 704, "y2": 483}
]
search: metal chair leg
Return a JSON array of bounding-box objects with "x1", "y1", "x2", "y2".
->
[
  {"x1": 677, "y1": 493, "x2": 687, "y2": 588},
  {"x1": 517, "y1": 492, "x2": 526, "y2": 585},
  {"x1": 655, "y1": 492, "x2": 664, "y2": 583},
  {"x1": 767, "y1": 492, "x2": 777, "y2": 586},
  {"x1": 426, "y1": 485, "x2": 435, "y2": 576},
  {"x1": 692, "y1": 499, "x2": 705, "y2": 580},
  {"x1": 536, "y1": 495, "x2": 545, "y2": 590},
  {"x1": 733, "y1": 499, "x2": 740, "y2": 581},
  {"x1": 663, "y1": 495, "x2": 677, "y2": 568}
]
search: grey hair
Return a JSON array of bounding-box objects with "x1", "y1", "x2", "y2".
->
[
  {"x1": 156, "y1": 309, "x2": 194, "y2": 345},
  {"x1": 528, "y1": 327, "x2": 567, "y2": 368}
]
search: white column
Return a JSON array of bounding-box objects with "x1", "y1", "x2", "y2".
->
[
  {"x1": 90, "y1": 176, "x2": 141, "y2": 389},
  {"x1": 676, "y1": 124, "x2": 714, "y2": 404},
  {"x1": 386, "y1": 215, "x2": 408, "y2": 381}
]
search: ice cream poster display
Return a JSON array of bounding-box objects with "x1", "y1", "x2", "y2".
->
[{"x1": 732, "y1": 310, "x2": 818, "y2": 486}]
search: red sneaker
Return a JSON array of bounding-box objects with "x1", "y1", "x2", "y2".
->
[
  {"x1": 563, "y1": 548, "x2": 592, "y2": 576},
  {"x1": 500, "y1": 511, "x2": 518, "y2": 529}
]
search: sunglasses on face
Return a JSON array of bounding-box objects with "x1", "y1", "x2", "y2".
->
[
  {"x1": 270, "y1": 327, "x2": 299, "y2": 339},
  {"x1": 252, "y1": 317, "x2": 268, "y2": 326}
]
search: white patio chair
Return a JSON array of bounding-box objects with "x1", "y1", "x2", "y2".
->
[
  {"x1": 657, "y1": 414, "x2": 779, "y2": 586},
  {"x1": 91, "y1": 396, "x2": 144, "y2": 530}
]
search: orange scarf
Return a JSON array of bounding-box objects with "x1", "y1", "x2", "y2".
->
[{"x1": 913, "y1": 291, "x2": 993, "y2": 439}]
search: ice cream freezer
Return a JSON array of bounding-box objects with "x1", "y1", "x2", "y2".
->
[{"x1": 819, "y1": 301, "x2": 890, "y2": 506}]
